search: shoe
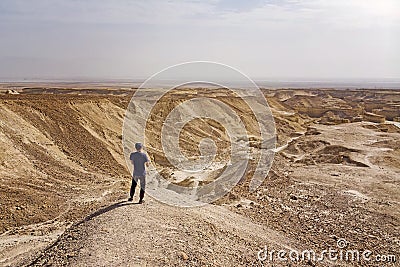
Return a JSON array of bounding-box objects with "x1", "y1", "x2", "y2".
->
[
  {"x1": 128, "y1": 197, "x2": 133, "y2": 202},
  {"x1": 138, "y1": 199, "x2": 144, "y2": 204}
]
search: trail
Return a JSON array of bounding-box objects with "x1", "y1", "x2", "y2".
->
[{"x1": 28, "y1": 197, "x2": 325, "y2": 267}]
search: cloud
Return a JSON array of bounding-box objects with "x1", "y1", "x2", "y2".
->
[
  {"x1": 0, "y1": 0, "x2": 398, "y2": 79},
  {"x1": 211, "y1": 0, "x2": 400, "y2": 29},
  {"x1": 301, "y1": 0, "x2": 400, "y2": 28},
  {"x1": 0, "y1": 0, "x2": 216, "y2": 25},
  {"x1": 1, "y1": 0, "x2": 399, "y2": 28},
  {"x1": 215, "y1": 0, "x2": 266, "y2": 12}
]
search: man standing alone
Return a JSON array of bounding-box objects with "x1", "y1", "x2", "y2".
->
[{"x1": 128, "y1": 143, "x2": 149, "y2": 204}]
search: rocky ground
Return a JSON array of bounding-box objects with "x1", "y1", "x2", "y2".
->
[{"x1": 0, "y1": 85, "x2": 399, "y2": 266}]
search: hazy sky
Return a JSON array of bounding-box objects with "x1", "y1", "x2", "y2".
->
[{"x1": 0, "y1": 0, "x2": 399, "y2": 80}]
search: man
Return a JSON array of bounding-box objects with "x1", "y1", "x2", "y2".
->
[{"x1": 128, "y1": 142, "x2": 149, "y2": 204}]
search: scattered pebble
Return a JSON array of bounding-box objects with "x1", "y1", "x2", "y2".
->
[{"x1": 178, "y1": 251, "x2": 189, "y2": 260}]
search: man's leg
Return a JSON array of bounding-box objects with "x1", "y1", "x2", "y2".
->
[
  {"x1": 129, "y1": 176, "x2": 138, "y2": 201},
  {"x1": 139, "y1": 176, "x2": 146, "y2": 203}
]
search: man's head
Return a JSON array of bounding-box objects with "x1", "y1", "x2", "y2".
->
[{"x1": 135, "y1": 142, "x2": 143, "y2": 151}]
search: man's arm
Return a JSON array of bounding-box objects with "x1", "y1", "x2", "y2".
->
[
  {"x1": 131, "y1": 160, "x2": 135, "y2": 173},
  {"x1": 130, "y1": 153, "x2": 135, "y2": 173}
]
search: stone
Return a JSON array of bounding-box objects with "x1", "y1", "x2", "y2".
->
[{"x1": 178, "y1": 251, "x2": 189, "y2": 260}]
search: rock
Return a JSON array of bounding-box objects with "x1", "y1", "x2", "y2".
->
[
  {"x1": 178, "y1": 251, "x2": 189, "y2": 260},
  {"x1": 373, "y1": 108, "x2": 400, "y2": 121},
  {"x1": 305, "y1": 127, "x2": 321, "y2": 135},
  {"x1": 67, "y1": 252, "x2": 76, "y2": 258},
  {"x1": 363, "y1": 112, "x2": 385, "y2": 123},
  {"x1": 5, "y1": 89, "x2": 19, "y2": 95}
]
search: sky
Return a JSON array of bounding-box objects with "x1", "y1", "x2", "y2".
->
[{"x1": 0, "y1": 0, "x2": 399, "y2": 81}]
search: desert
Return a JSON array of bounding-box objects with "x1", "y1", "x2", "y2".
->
[
  {"x1": 1, "y1": 0, "x2": 399, "y2": 265},
  {"x1": 0, "y1": 84, "x2": 398, "y2": 266}
]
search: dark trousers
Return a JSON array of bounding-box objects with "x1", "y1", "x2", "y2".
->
[{"x1": 130, "y1": 176, "x2": 146, "y2": 200}]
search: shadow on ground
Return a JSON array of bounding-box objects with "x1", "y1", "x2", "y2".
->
[{"x1": 78, "y1": 200, "x2": 138, "y2": 225}]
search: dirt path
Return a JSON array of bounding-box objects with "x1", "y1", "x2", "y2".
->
[{"x1": 27, "y1": 196, "x2": 330, "y2": 267}]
